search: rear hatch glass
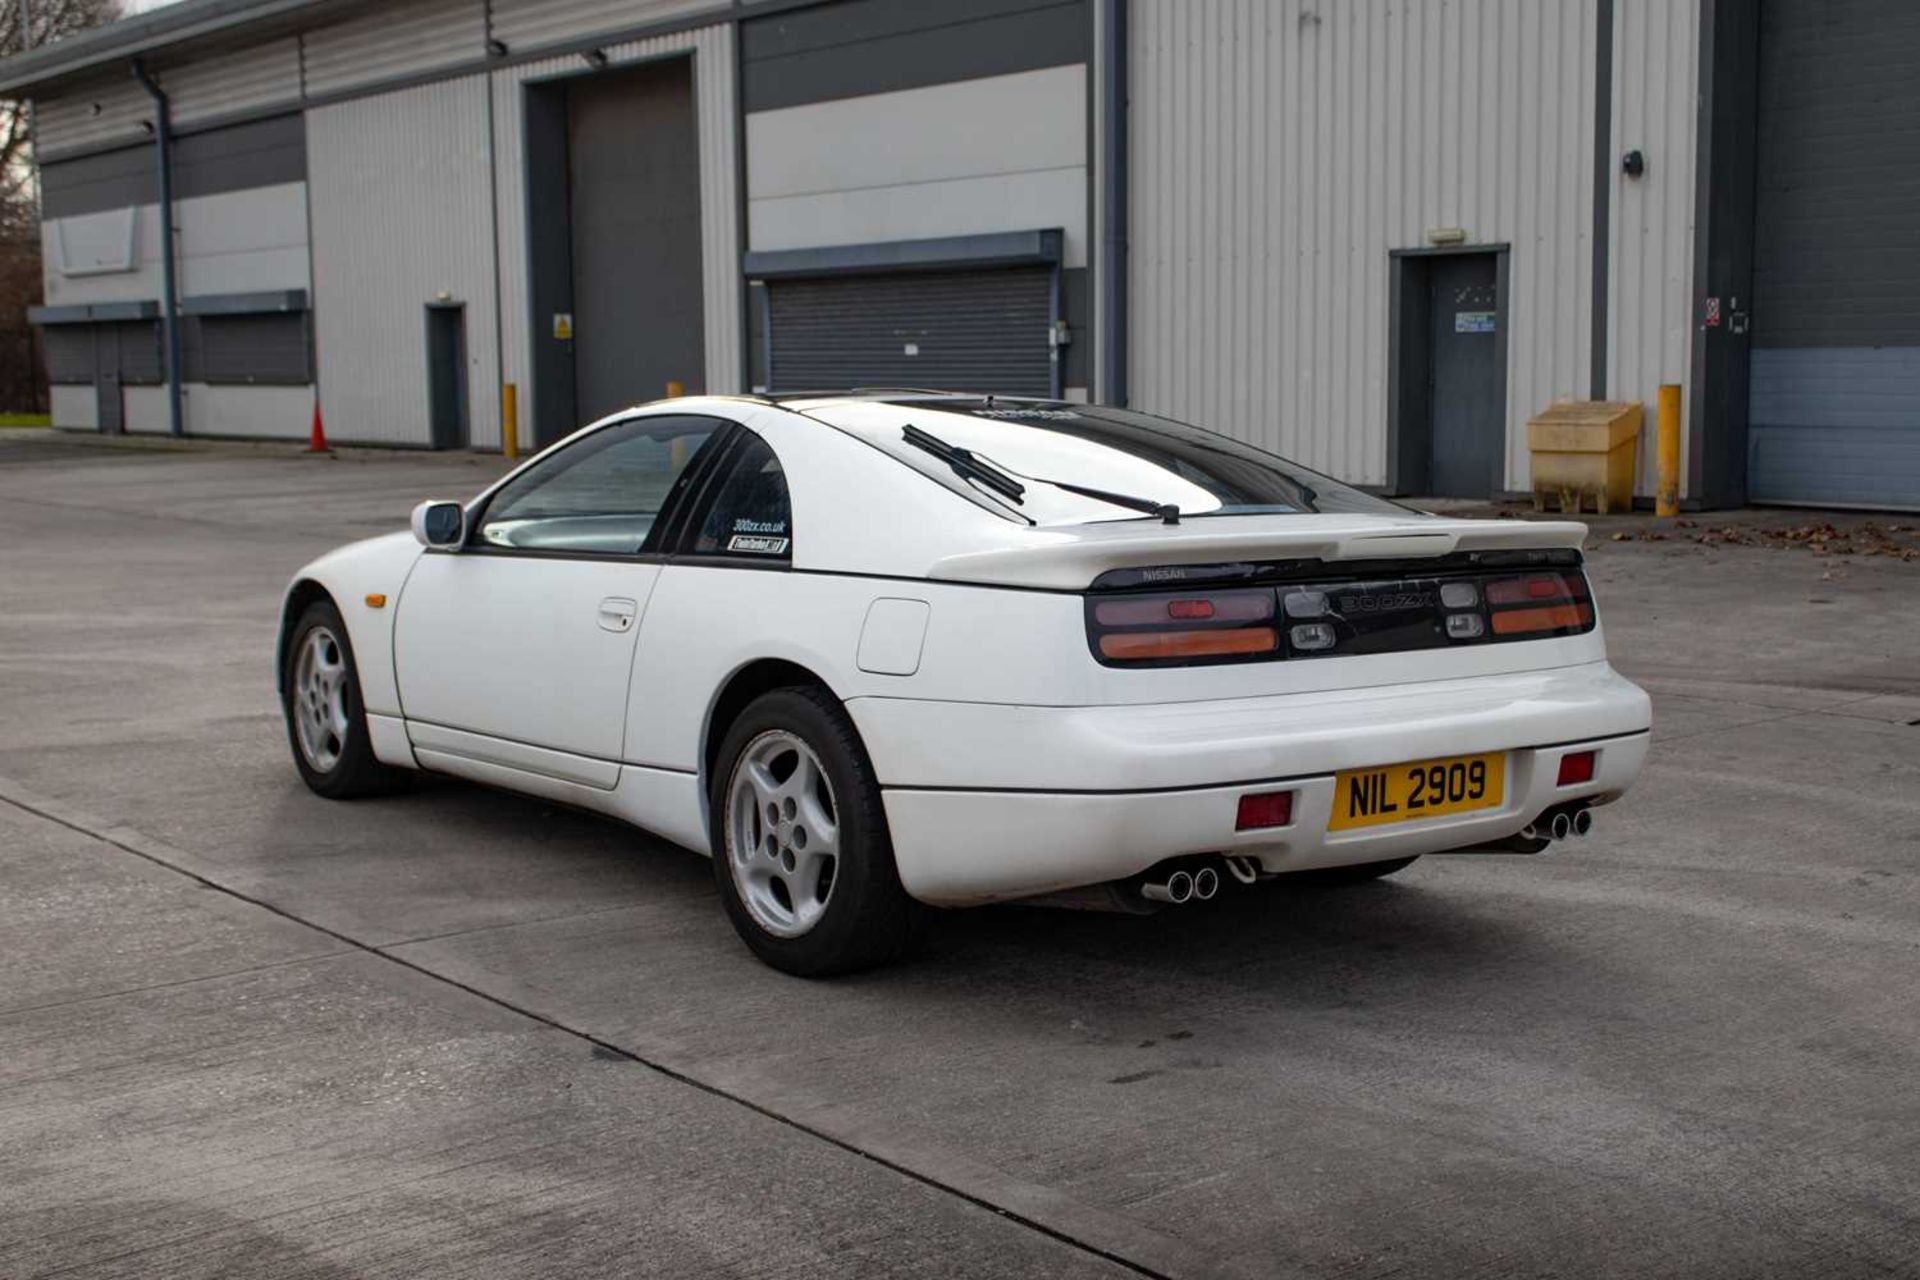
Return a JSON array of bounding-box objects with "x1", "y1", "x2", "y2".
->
[{"x1": 797, "y1": 398, "x2": 1412, "y2": 526}]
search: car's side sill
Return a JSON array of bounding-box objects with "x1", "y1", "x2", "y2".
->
[{"x1": 407, "y1": 720, "x2": 619, "y2": 790}]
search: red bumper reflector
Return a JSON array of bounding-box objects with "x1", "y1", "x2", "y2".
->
[
  {"x1": 1557, "y1": 751, "x2": 1597, "y2": 786},
  {"x1": 1236, "y1": 790, "x2": 1294, "y2": 831}
]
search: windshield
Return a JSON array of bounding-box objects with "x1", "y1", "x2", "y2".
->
[{"x1": 801, "y1": 398, "x2": 1411, "y2": 525}]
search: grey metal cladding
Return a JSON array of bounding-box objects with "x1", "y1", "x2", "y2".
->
[
  {"x1": 1749, "y1": 348, "x2": 1920, "y2": 508},
  {"x1": 742, "y1": 0, "x2": 1088, "y2": 113},
  {"x1": 744, "y1": 229, "x2": 1063, "y2": 279},
  {"x1": 1752, "y1": 0, "x2": 1920, "y2": 348},
  {"x1": 766, "y1": 267, "x2": 1054, "y2": 396},
  {"x1": 40, "y1": 113, "x2": 307, "y2": 219}
]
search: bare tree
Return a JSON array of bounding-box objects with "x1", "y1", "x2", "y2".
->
[{"x1": 1, "y1": 0, "x2": 124, "y2": 410}]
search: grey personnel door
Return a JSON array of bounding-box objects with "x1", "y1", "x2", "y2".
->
[
  {"x1": 425, "y1": 303, "x2": 468, "y2": 450},
  {"x1": 1428, "y1": 253, "x2": 1504, "y2": 497},
  {"x1": 565, "y1": 57, "x2": 705, "y2": 423}
]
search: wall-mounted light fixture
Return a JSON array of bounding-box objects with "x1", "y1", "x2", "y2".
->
[
  {"x1": 1621, "y1": 149, "x2": 1647, "y2": 178},
  {"x1": 1425, "y1": 226, "x2": 1469, "y2": 246},
  {"x1": 486, "y1": 38, "x2": 509, "y2": 58},
  {"x1": 582, "y1": 48, "x2": 609, "y2": 69}
]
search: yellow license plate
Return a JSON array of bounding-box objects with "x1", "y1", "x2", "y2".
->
[{"x1": 1328, "y1": 752, "x2": 1506, "y2": 831}]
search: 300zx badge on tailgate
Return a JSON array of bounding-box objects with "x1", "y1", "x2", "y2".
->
[{"x1": 1328, "y1": 751, "x2": 1506, "y2": 831}]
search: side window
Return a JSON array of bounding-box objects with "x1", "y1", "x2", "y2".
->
[
  {"x1": 691, "y1": 432, "x2": 792, "y2": 561},
  {"x1": 478, "y1": 415, "x2": 723, "y2": 555}
]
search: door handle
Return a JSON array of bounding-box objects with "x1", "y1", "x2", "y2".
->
[{"x1": 596, "y1": 596, "x2": 637, "y2": 633}]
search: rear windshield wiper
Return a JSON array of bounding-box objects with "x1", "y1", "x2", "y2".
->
[
  {"x1": 902, "y1": 425, "x2": 1026, "y2": 504},
  {"x1": 1036, "y1": 478, "x2": 1181, "y2": 525},
  {"x1": 901, "y1": 426, "x2": 1181, "y2": 525}
]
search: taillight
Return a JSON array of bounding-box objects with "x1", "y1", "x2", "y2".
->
[
  {"x1": 1085, "y1": 559, "x2": 1596, "y2": 666},
  {"x1": 1089, "y1": 589, "x2": 1279, "y2": 665},
  {"x1": 1482, "y1": 571, "x2": 1591, "y2": 636}
]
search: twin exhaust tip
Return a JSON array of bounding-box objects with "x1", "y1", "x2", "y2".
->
[
  {"x1": 1526, "y1": 804, "x2": 1595, "y2": 844},
  {"x1": 1140, "y1": 864, "x2": 1222, "y2": 905}
]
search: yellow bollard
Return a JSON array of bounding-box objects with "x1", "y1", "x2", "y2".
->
[
  {"x1": 501, "y1": 382, "x2": 519, "y2": 461},
  {"x1": 665, "y1": 379, "x2": 685, "y2": 399},
  {"x1": 1656, "y1": 384, "x2": 1681, "y2": 517}
]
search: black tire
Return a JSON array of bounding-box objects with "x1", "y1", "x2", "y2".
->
[
  {"x1": 281, "y1": 598, "x2": 404, "y2": 799},
  {"x1": 1279, "y1": 856, "x2": 1420, "y2": 886},
  {"x1": 709, "y1": 686, "x2": 925, "y2": 976}
]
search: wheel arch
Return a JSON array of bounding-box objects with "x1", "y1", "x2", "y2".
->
[
  {"x1": 276, "y1": 578, "x2": 337, "y2": 693},
  {"x1": 701, "y1": 658, "x2": 842, "y2": 794}
]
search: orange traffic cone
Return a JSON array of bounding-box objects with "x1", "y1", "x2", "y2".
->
[{"x1": 307, "y1": 397, "x2": 330, "y2": 453}]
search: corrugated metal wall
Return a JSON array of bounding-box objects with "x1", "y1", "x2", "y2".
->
[
  {"x1": 1129, "y1": 0, "x2": 1605, "y2": 490},
  {"x1": 307, "y1": 76, "x2": 500, "y2": 447},
  {"x1": 1607, "y1": 0, "x2": 1698, "y2": 498},
  {"x1": 302, "y1": 0, "x2": 486, "y2": 100},
  {"x1": 492, "y1": 22, "x2": 740, "y2": 445},
  {"x1": 489, "y1": 0, "x2": 721, "y2": 54},
  {"x1": 164, "y1": 38, "x2": 303, "y2": 127},
  {"x1": 33, "y1": 81, "x2": 155, "y2": 159}
]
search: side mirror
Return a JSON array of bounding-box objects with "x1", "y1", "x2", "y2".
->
[{"x1": 411, "y1": 500, "x2": 466, "y2": 549}]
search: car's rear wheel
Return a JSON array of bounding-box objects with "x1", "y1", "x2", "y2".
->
[
  {"x1": 710, "y1": 687, "x2": 923, "y2": 976},
  {"x1": 1279, "y1": 856, "x2": 1420, "y2": 886},
  {"x1": 282, "y1": 599, "x2": 402, "y2": 799}
]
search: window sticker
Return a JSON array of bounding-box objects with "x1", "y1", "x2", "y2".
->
[{"x1": 727, "y1": 516, "x2": 789, "y2": 555}]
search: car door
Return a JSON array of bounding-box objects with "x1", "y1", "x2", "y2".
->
[{"x1": 393, "y1": 413, "x2": 730, "y2": 788}]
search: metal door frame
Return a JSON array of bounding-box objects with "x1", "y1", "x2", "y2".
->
[
  {"x1": 424, "y1": 300, "x2": 469, "y2": 451},
  {"x1": 1386, "y1": 243, "x2": 1511, "y2": 496}
]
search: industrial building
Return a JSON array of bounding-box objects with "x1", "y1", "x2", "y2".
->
[{"x1": 2, "y1": 0, "x2": 1915, "y2": 510}]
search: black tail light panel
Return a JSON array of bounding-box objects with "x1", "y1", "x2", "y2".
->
[{"x1": 1086, "y1": 549, "x2": 1595, "y2": 667}]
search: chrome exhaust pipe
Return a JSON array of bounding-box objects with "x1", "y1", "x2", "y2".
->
[
  {"x1": 1549, "y1": 810, "x2": 1573, "y2": 840},
  {"x1": 1572, "y1": 807, "x2": 1593, "y2": 837},
  {"x1": 1191, "y1": 865, "x2": 1221, "y2": 901},
  {"x1": 1140, "y1": 870, "x2": 1195, "y2": 905}
]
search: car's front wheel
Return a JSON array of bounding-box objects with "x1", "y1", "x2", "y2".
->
[
  {"x1": 710, "y1": 687, "x2": 924, "y2": 976},
  {"x1": 282, "y1": 599, "x2": 402, "y2": 799}
]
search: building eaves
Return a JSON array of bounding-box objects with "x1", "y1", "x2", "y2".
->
[{"x1": 0, "y1": 0, "x2": 357, "y2": 97}]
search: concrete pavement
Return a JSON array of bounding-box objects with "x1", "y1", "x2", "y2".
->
[{"x1": 1, "y1": 431, "x2": 1916, "y2": 1278}]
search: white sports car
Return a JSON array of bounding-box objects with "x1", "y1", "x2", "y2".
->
[{"x1": 279, "y1": 393, "x2": 1650, "y2": 974}]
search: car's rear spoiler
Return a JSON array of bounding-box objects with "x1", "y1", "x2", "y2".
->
[{"x1": 927, "y1": 517, "x2": 1590, "y2": 590}]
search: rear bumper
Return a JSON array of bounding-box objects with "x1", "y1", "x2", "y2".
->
[{"x1": 849, "y1": 662, "x2": 1650, "y2": 906}]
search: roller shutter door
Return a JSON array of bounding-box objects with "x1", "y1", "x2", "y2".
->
[
  {"x1": 1749, "y1": 0, "x2": 1920, "y2": 509},
  {"x1": 766, "y1": 267, "x2": 1054, "y2": 397}
]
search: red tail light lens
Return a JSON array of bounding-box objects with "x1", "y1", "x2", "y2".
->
[
  {"x1": 1482, "y1": 571, "x2": 1592, "y2": 637},
  {"x1": 1557, "y1": 750, "x2": 1597, "y2": 786},
  {"x1": 1491, "y1": 602, "x2": 1593, "y2": 635},
  {"x1": 1236, "y1": 790, "x2": 1294, "y2": 830},
  {"x1": 1090, "y1": 589, "x2": 1280, "y2": 665},
  {"x1": 1099, "y1": 627, "x2": 1279, "y2": 661}
]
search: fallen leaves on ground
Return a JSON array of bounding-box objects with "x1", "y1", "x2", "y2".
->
[{"x1": 1604, "y1": 519, "x2": 1919, "y2": 560}]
